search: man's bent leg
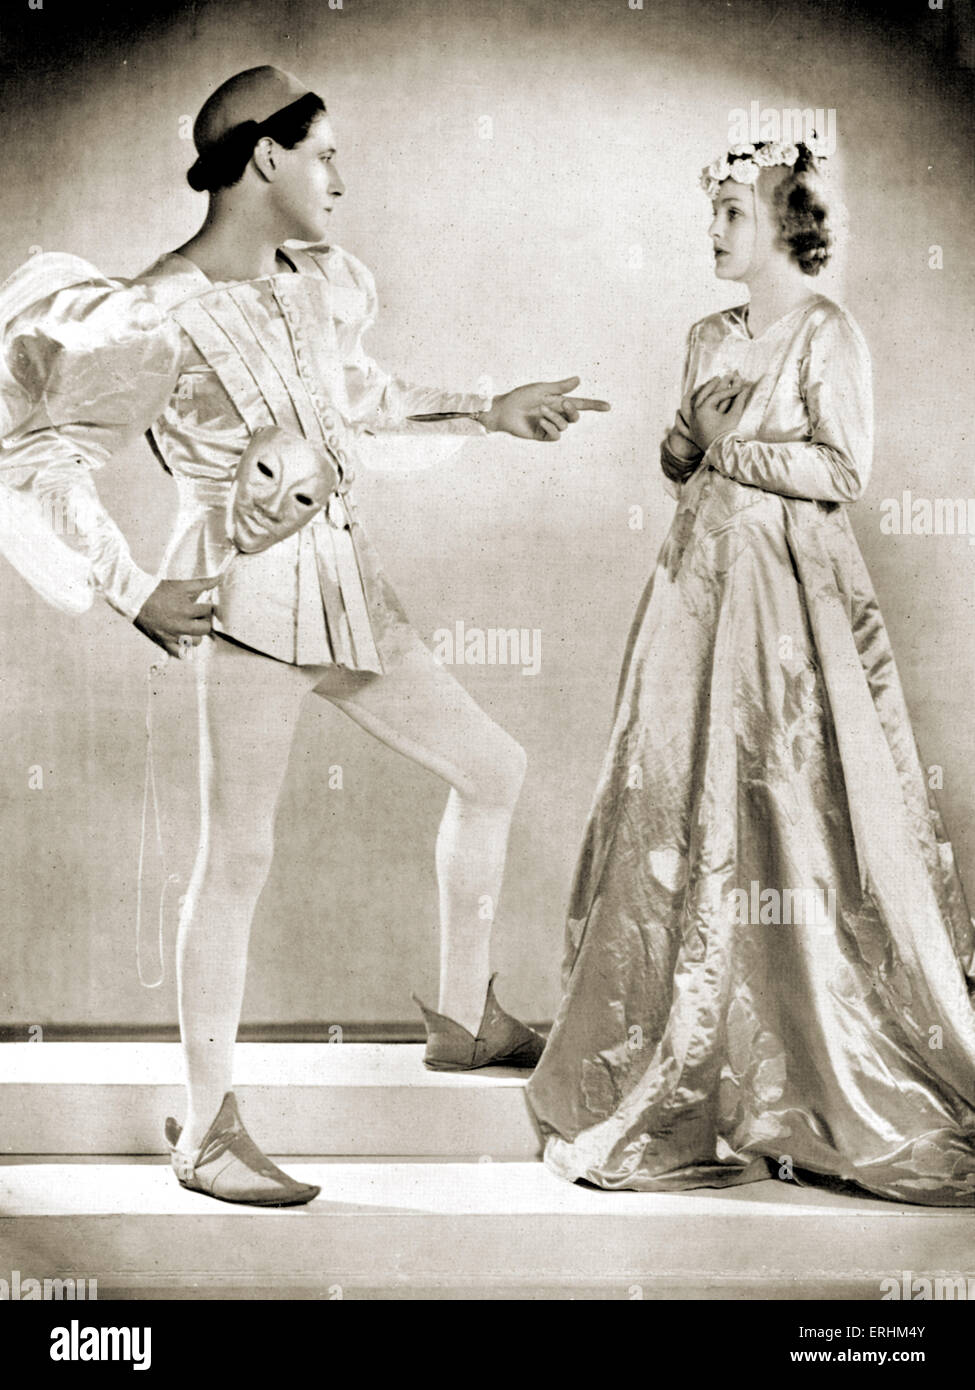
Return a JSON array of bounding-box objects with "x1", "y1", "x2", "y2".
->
[{"x1": 312, "y1": 632, "x2": 527, "y2": 1036}]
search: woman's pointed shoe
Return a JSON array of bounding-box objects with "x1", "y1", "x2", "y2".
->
[
  {"x1": 164, "y1": 1091, "x2": 320, "y2": 1207},
  {"x1": 412, "y1": 972, "x2": 546, "y2": 1071}
]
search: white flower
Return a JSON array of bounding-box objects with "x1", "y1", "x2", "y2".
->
[
  {"x1": 700, "y1": 133, "x2": 820, "y2": 195},
  {"x1": 752, "y1": 141, "x2": 797, "y2": 168},
  {"x1": 728, "y1": 158, "x2": 760, "y2": 185},
  {"x1": 702, "y1": 136, "x2": 815, "y2": 195},
  {"x1": 700, "y1": 154, "x2": 732, "y2": 196}
]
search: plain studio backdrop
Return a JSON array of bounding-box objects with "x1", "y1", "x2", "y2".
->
[{"x1": 0, "y1": 0, "x2": 971, "y2": 1031}]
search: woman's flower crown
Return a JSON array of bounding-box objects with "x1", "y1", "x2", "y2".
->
[{"x1": 700, "y1": 136, "x2": 829, "y2": 199}]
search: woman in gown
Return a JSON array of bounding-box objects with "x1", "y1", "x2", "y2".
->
[
  {"x1": 0, "y1": 66, "x2": 609, "y2": 1205},
  {"x1": 526, "y1": 137, "x2": 975, "y2": 1206}
]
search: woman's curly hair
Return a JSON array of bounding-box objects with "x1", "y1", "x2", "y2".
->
[{"x1": 765, "y1": 144, "x2": 834, "y2": 276}]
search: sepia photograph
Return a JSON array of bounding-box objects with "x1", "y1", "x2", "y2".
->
[{"x1": 0, "y1": 0, "x2": 972, "y2": 1346}]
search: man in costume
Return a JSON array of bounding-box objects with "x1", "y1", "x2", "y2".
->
[{"x1": 0, "y1": 67, "x2": 609, "y2": 1205}]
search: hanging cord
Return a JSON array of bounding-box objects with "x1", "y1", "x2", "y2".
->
[
  {"x1": 134, "y1": 556, "x2": 233, "y2": 988},
  {"x1": 135, "y1": 653, "x2": 180, "y2": 989}
]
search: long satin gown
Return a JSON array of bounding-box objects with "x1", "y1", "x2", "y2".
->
[{"x1": 526, "y1": 295, "x2": 975, "y2": 1206}]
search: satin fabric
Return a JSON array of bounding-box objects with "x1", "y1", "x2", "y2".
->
[
  {"x1": 0, "y1": 245, "x2": 490, "y2": 665},
  {"x1": 162, "y1": 263, "x2": 388, "y2": 669},
  {"x1": 0, "y1": 255, "x2": 183, "y2": 618},
  {"x1": 527, "y1": 297, "x2": 975, "y2": 1206}
]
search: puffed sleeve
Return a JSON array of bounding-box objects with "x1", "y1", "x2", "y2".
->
[
  {"x1": 0, "y1": 253, "x2": 182, "y2": 619},
  {"x1": 329, "y1": 248, "x2": 494, "y2": 435},
  {"x1": 660, "y1": 324, "x2": 705, "y2": 495},
  {"x1": 703, "y1": 307, "x2": 873, "y2": 504}
]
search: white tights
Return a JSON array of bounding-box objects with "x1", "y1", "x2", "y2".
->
[{"x1": 177, "y1": 631, "x2": 526, "y2": 1152}]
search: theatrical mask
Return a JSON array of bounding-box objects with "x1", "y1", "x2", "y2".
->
[{"x1": 229, "y1": 426, "x2": 340, "y2": 553}]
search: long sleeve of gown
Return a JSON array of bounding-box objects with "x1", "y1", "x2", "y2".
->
[
  {"x1": 0, "y1": 254, "x2": 182, "y2": 620},
  {"x1": 660, "y1": 327, "x2": 705, "y2": 495},
  {"x1": 337, "y1": 253, "x2": 493, "y2": 434},
  {"x1": 703, "y1": 308, "x2": 873, "y2": 503}
]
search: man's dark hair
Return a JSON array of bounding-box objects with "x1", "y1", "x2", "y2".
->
[{"x1": 187, "y1": 92, "x2": 327, "y2": 194}]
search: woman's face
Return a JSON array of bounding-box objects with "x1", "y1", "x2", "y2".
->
[
  {"x1": 267, "y1": 113, "x2": 346, "y2": 242},
  {"x1": 708, "y1": 171, "x2": 782, "y2": 282}
]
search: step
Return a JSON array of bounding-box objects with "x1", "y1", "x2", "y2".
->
[
  {"x1": 0, "y1": 1044, "x2": 539, "y2": 1157},
  {"x1": 2, "y1": 1160, "x2": 973, "y2": 1299}
]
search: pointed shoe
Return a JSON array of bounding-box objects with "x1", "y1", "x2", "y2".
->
[
  {"x1": 412, "y1": 972, "x2": 546, "y2": 1072},
  {"x1": 164, "y1": 1091, "x2": 320, "y2": 1207}
]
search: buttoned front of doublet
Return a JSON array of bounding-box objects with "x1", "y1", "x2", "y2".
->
[
  {"x1": 270, "y1": 275, "x2": 359, "y2": 488},
  {"x1": 157, "y1": 272, "x2": 382, "y2": 669},
  {"x1": 161, "y1": 274, "x2": 360, "y2": 507}
]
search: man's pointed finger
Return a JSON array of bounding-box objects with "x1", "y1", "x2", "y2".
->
[{"x1": 563, "y1": 396, "x2": 612, "y2": 412}]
